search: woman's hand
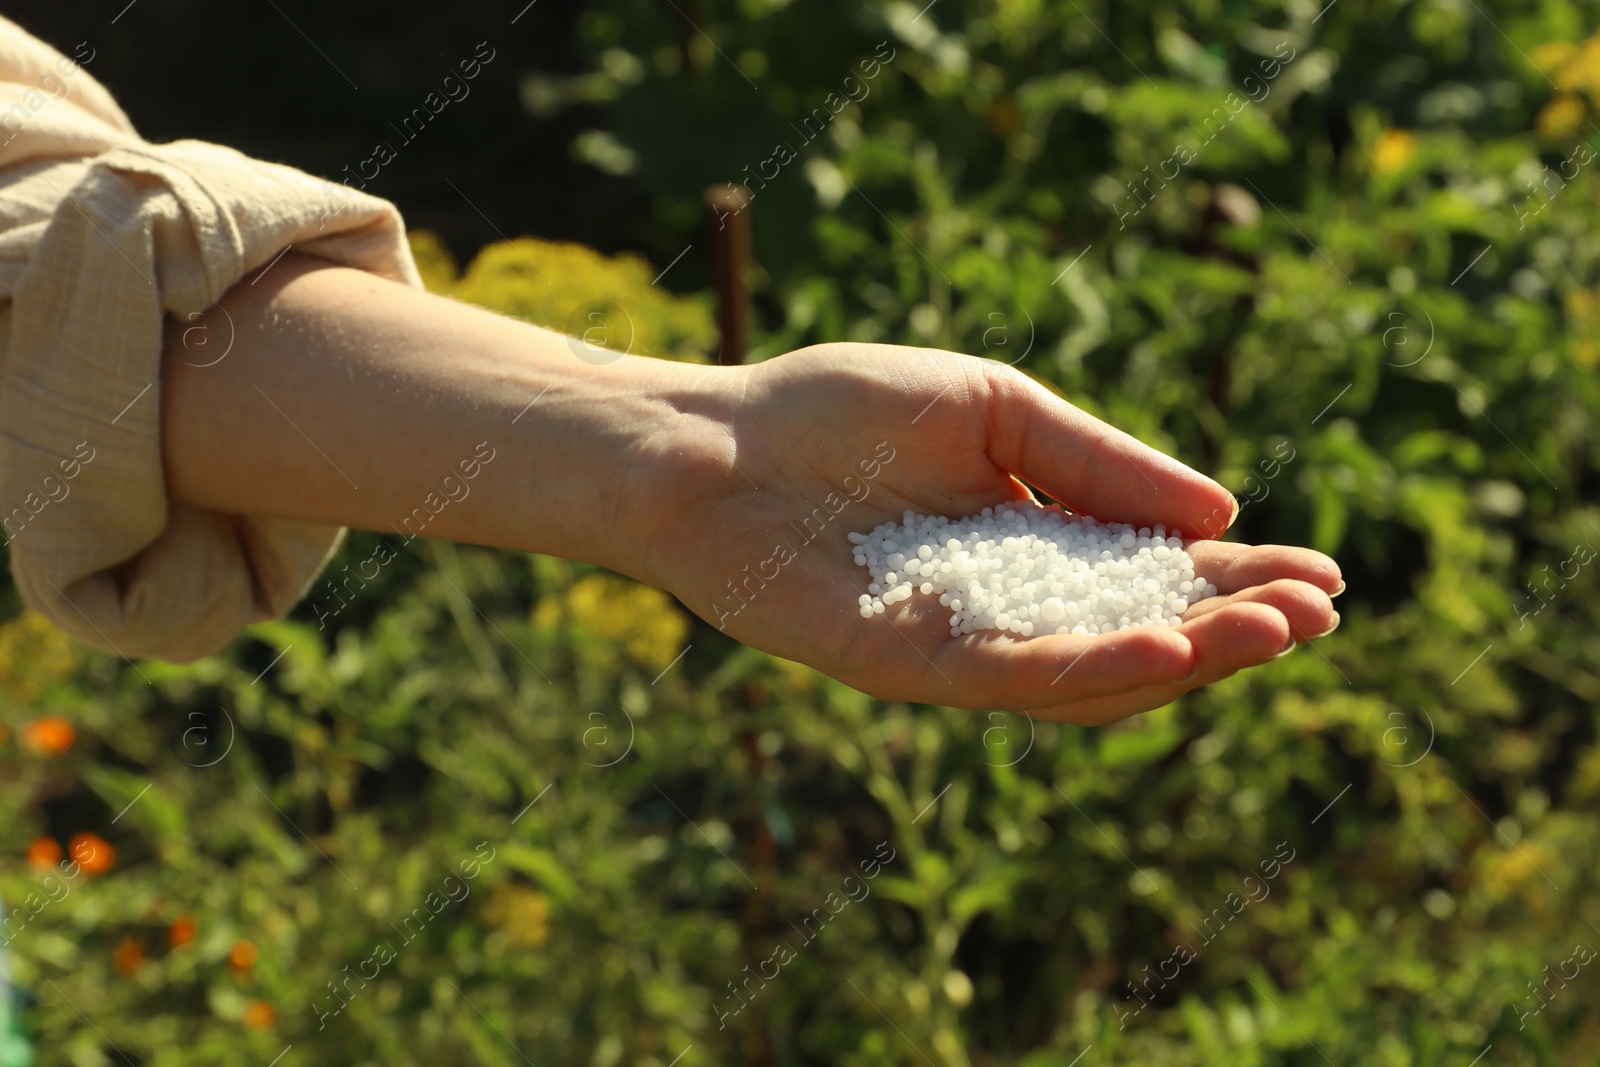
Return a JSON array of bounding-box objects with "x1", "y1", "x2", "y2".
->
[
  {"x1": 162, "y1": 257, "x2": 1337, "y2": 721},
  {"x1": 632, "y1": 344, "x2": 1341, "y2": 723}
]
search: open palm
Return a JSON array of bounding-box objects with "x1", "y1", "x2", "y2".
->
[{"x1": 639, "y1": 344, "x2": 1340, "y2": 724}]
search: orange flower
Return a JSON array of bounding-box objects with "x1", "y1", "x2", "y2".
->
[
  {"x1": 229, "y1": 940, "x2": 258, "y2": 970},
  {"x1": 168, "y1": 915, "x2": 198, "y2": 948},
  {"x1": 242, "y1": 1000, "x2": 275, "y2": 1029},
  {"x1": 985, "y1": 98, "x2": 1023, "y2": 135},
  {"x1": 68, "y1": 832, "x2": 115, "y2": 876},
  {"x1": 113, "y1": 937, "x2": 144, "y2": 975},
  {"x1": 21, "y1": 716, "x2": 74, "y2": 755},
  {"x1": 26, "y1": 836, "x2": 61, "y2": 869}
]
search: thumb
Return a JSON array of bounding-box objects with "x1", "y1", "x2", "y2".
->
[{"x1": 979, "y1": 363, "x2": 1238, "y2": 539}]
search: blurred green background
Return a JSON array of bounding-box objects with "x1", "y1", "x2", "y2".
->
[{"x1": 3, "y1": 0, "x2": 1600, "y2": 1063}]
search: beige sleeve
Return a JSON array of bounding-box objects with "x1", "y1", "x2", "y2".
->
[{"x1": 0, "y1": 139, "x2": 422, "y2": 662}]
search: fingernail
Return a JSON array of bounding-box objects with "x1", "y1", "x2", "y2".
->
[
  {"x1": 1227, "y1": 495, "x2": 1240, "y2": 528},
  {"x1": 1180, "y1": 665, "x2": 1201, "y2": 683},
  {"x1": 1271, "y1": 640, "x2": 1297, "y2": 660},
  {"x1": 1309, "y1": 611, "x2": 1341, "y2": 639},
  {"x1": 1331, "y1": 580, "x2": 1346, "y2": 598}
]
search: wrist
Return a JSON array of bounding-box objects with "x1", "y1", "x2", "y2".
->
[
  {"x1": 470, "y1": 333, "x2": 751, "y2": 592},
  {"x1": 592, "y1": 355, "x2": 752, "y2": 591}
]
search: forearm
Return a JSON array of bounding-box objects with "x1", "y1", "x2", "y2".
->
[
  {"x1": 155, "y1": 254, "x2": 1341, "y2": 716},
  {"x1": 159, "y1": 253, "x2": 703, "y2": 581}
]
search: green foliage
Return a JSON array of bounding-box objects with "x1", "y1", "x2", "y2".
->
[{"x1": 5, "y1": 1, "x2": 1600, "y2": 1065}]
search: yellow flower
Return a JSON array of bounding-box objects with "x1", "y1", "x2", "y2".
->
[
  {"x1": 558, "y1": 573, "x2": 690, "y2": 671},
  {"x1": 1370, "y1": 129, "x2": 1417, "y2": 175},
  {"x1": 0, "y1": 612, "x2": 79, "y2": 703},
  {"x1": 1536, "y1": 92, "x2": 1587, "y2": 139},
  {"x1": 1556, "y1": 36, "x2": 1600, "y2": 95},
  {"x1": 1481, "y1": 841, "x2": 1556, "y2": 904},
  {"x1": 1535, "y1": 31, "x2": 1600, "y2": 103},
  {"x1": 769, "y1": 655, "x2": 819, "y2": 693},
  {"x1": 484, "y1": 884, "x2": 550, "y2": 947},
  {"x1": 1564, "y1": 287, "x2": 1600, "y2": 367},
  {"x1": 407, "y1": 230, "x2": 459, "y2": 293},
  {"x1": 1567, "y1": 285, "x2": 1597, "y2": 322},
  {"x1": 1529, "y1": 40, "x2": 1576, "y2": 73},
  {"x1": 408, "y1": 231, "x2": 715, "y2": 362}
]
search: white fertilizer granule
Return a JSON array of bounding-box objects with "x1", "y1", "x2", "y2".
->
[{"x1": 848, "y1": 502, "x2": 1219, "y2": 637}]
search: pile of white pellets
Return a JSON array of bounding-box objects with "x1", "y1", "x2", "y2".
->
[{"x1": 848, "y1": 502, "x2": 1218, "y2": 637}]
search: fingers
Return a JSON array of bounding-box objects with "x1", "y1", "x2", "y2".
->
[
  {"x1": 1179, "y1": 578, "x2": 1338, "y2": 640},
  {"x1": 1021, "y1": 601, "x2": 1292, "y2": 725},
  {"x1": 1185, "y1": 541, "x2": 1343, "y2": 596},
  {"x1": 929, "y1": 623, "x2": 1196, "y2": 712},
  {"x1": 885, "y1": 577, "x2": 1335, "y2": 722},
  {"x1": 885, "y1": 552, "x2": 1338, "y2": 714},
  {"x1": 1022, "y1": 686, "x2": 1186, "y2": 727},
  {"x1": 979, "y1": 362, "x2": 1237, "y2": 539}
]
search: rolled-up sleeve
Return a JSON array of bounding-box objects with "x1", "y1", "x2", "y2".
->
[{"x1": 0, "y1": 19, "x2": 422, "y2": 661}]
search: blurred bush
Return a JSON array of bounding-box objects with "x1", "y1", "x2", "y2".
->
[
  {"x1": 4, "y1": 1, "x2": 1600, "y2": 1065},
  {"x1": 409, "y1": 230, "x2": 717, "y2": 361}
]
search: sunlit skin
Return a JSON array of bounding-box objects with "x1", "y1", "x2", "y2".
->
[{"x1": 162, "y1": 253, "x2": 1340, "y2": 723}]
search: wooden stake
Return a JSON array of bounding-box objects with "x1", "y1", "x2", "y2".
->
[{"x1": 705, "y1": 183, "x2": 752, "y2": 366}]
